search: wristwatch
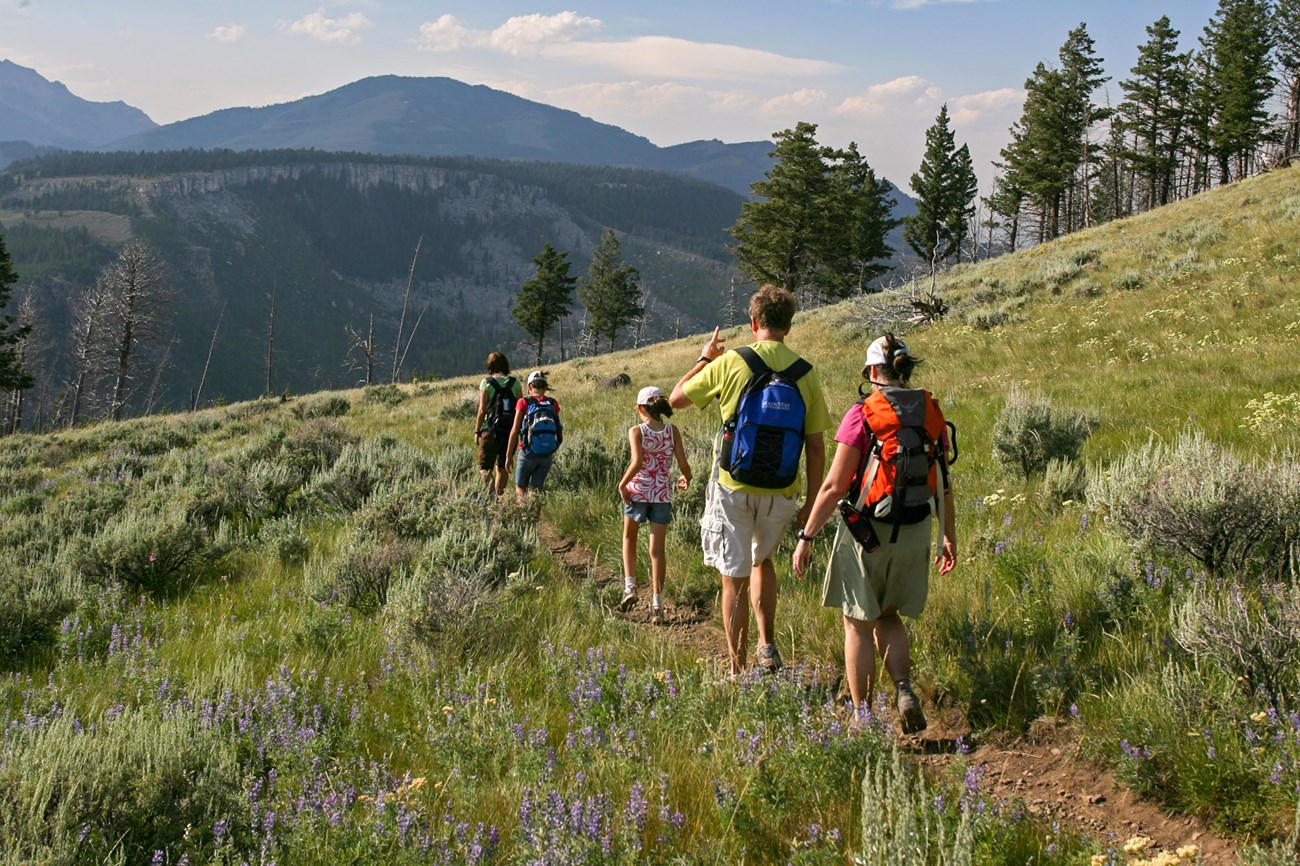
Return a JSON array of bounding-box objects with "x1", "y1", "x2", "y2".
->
[{"x1": 796, "y1": 528, "x2": 818, "y2": 542}]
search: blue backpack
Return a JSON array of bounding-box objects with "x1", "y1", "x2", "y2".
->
[
  {"x1": 521, "y1": 397, "x2": 562, "y2": 456},
  {"x1": 717, "y1": 346, "x2": 812, "y2": 489}
]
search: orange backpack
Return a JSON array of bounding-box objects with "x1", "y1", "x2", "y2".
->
[{"x1": 844, "y1": 386, "x2": 954, "y2": 545}]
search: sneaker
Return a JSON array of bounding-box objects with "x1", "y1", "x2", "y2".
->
[
  {"x1": 651, "y1": 605, "x2": 664, "y2": 625},
  {"x1": 895, "y1": 680, "x2": 927, "y2": 734},
  {"x1": 756, "y1": 643, "x2": 783, "y2": 675},
  {"x1": 619, "y1": 587, "x2": 637, "y2": 612}
]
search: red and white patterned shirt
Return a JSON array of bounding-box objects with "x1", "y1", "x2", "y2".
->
[{"x1": 624, "y1": 423, "x2": 676, "y2": 503}]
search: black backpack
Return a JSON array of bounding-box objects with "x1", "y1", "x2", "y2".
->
[{"x1": 484, "y1": 376, "x2": 516, "y2": 436}]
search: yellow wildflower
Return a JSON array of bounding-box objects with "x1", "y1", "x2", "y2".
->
[
  {"x1": 1250, "y1": 711, "x2": 1269, "y2": 724},
  {"x1": 1124, "y1": 836, "x2": 1152, "y2": 855},
  {"x1": 442, "y1": 705, "x2": 455, "y2": 715},
  {"x1": 1176, "y1": 844, "x2": 1199, "y2": 861}
]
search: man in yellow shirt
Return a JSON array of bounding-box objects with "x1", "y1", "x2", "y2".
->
[{"x1": 669, "y1": 285, "x2": 830, "y2": 676}]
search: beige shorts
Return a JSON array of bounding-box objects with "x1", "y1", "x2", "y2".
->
[
  {"x1": 700, "y1": 481, "x2": 800, "y2": 578},
  {"x1": 822, "y1": 516, "x2": 932, "y2": 621}
]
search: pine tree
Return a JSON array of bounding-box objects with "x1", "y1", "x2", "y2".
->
[
  {"x1": 728, "y1": 122, "x2": 837, "y2": 301},
  {"x1": 1202, "y1": 0, "x2": 1276, "y2": 182},
  {"x1": 578, "y1": 229, "x2": 642, "y2": 352},
  {"x1": 1275, "y1": 0, "x2": 1300, "y2": 160},
  {"x1": 1001, "y1": 63, "x2": 1072, "y2": 240},
  {"x1": 1118, "y1": 16, "x2": 1192, "y2": 209},
  {"x1": 824, "y1": 142, "x2": 899, "y2": 293},
  {"x1": 0, "y1": 233, "x2": 33, "y2": 394},
  {"x1": 984, "y1": 169, "x2": 1026, "y2": 253},
  {"x1": 946, "y1": 144, "x2": 979, "y2": 262},
  {"x1": 904, "y1": 105, "x2": 977, "y2": 268},
  {"x1": 513, "y1": 243, "x2": 576, "y2": 365},
  {"x1": 1058, "y1": 23, "x2": 1111, "y2": 232}
]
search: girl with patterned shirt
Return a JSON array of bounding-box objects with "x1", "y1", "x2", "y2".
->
[{"x1": 617, "y1": 386, "x2": 692, "y2": 623}]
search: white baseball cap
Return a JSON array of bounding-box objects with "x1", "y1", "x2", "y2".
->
[
  {"x1": 636, "y1": 385, "x2": 664, "y2": 405},
  {"x1": 865, "y1": 336, "x2": 907, "y2": 368},
  {"x1": 526, "y1": 370, "x2": 548, "y2": 387}
]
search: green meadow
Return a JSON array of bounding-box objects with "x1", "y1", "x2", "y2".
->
[{"x1": 2, "y1": 166, "x2": 1299, "y2": 865}]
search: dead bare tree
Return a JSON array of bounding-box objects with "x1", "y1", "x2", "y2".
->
[
  {"x1": 67, "y1": 277, "x2": 111, "y2": 427},
  {"x1": 4, "y1": 292, "x2": 37, "y2": 434},
  {"x1": 100, "y1": 241, "x2": 173, "y2": 422},
  {"x1": 194, "y1": 303, "x2": 225, "y2": 410},
  {"x1": 345, "y1": 314, "x2": 377, "y2": 386},
  {"x1": 392, "y1": 236, "x2": 422, "y2": 383},
  {"x1": 265, "y1": 276, "x2": 276, "y2": 396}
]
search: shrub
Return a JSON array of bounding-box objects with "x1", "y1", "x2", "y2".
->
[
  {"x1": 1088, "y1": 430, "x2": 1294, "y2": 579},
  {"x1": 553, "y1": 433, "x2": 627, "y2": 491},
  {"x1": 300, "y1": 436, "x2": 434, "y2": 514},
  {"x1": 1072, "y1": 279, "x2": 1102, "y2": 299},
  {"x1": 1038, "y1": 259, "x2": 1083, "y2": 292},
  {"x1": 436, "y1": 391, "x2": 479, "y2": 421},
  {"x1": 1172, "y1": 581, "x2": 1300, "y2": 709},
  {"x1": 311, "y1": 535, "x2": 412, "y2": 614},
  {"x1": 363, "y1": 383, "x2": 406, "y2": 406},
  {"x1": 1112, "y1": 271, "x2": 1145, "y2": 291},
  {"x1": 260, "y1": 517, "x2": 310, "y2": 565},
  {"x1": 991, "y1": 392, "x2": 1098, "y2": 478},
  {"x1": 295, "y1": 394, "x2": 350, "y2": 419},
  {"x1": 360, "y1": 480, "x2": 484, "y2": 540},
  {"x1": 0, "y1": 708, "x2": 242, "y2": 864},
  {"x1": 71, "y1": 510, "x2": 229, "y2": 596},
  {"x1": 0, "y1": 554, "x2": 72, "y2": 667},
  {"x1": 1041, "y1": 457, "x2": 1087, "y2": 505},
  {"x1": 961, "y1": 301, "x2": 1022, "y2": 331}
]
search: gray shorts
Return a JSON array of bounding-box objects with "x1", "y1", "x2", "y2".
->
[
  {"x1": 699, "y1": 481, "x2": 799, "y2": 578},
  {"x1": 515, "y1": 452, "x2": 554, "y2": 489}
]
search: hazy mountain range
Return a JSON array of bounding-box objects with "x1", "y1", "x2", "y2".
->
[{"x1": 0, "y1": 62, "x2": 780, "y2": 195}]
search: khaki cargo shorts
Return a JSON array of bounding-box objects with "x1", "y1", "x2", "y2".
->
[{"x1": 700, "y1": 481, "x2": 799, "y2": 578}]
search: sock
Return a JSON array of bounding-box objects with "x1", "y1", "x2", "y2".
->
[
  {"x1": 624, "y1": 576, "x2": 636, "y2": 592},
  {"x1": 652, "y1": 592, "x2": 663, "y2": 609}
]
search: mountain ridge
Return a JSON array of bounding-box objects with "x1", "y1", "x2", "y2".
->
[{"x1": 0, "y1": 59, "x2": 156, "y2": 149}]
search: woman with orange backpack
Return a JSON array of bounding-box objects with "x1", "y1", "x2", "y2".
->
[{"x1": 791, "y1": 334, "x2": 956, "y2": 734}]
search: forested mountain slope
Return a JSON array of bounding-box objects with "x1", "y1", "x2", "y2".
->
[{"x1": 0, "y1": 150, "x2": 744, "y2": 418}]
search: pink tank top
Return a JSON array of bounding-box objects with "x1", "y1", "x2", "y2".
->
[{"x1": 625, "y1": 423, "x2": 676, "y2": 503}]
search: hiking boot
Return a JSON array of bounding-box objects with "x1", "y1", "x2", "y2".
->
[
  {"x1": 651, "y1": 605, "x2": 664, "y2": 625},
  {"x1": 619, "y1": 587, "x2": 637, "y2": 612},
  {"x1": 756, "y1": 643, "x2": 783, "y2": 675},
  {"x1": 895, "y1": 680, "x2": 927, "y2": 734}
]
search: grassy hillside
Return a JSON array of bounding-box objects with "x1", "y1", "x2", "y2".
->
[{"x1": 1, "y1": 166, "x2": 1299, "y2": 864}]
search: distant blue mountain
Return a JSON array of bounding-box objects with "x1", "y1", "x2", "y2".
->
[
  {"x1": 0, "y1": 60, "x2": 156, "y2": 149},
  {"x1": 105, "y1": 75, "x2": 778, "y2": 195}
]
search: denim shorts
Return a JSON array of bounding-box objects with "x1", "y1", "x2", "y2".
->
[
  {"x1": 515, "y1": 452, "x2": 554, "y2": 489},
  {"x1": 624, "y1": 501, "x2": 673, "y2": 525}
]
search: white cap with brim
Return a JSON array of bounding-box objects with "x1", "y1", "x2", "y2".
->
[
  {"x1": 865, "y1": 336, "x2": 907, "y2": 368},
  {"x1": 527, "y1": 370, "x2": 548, "y2": 387},
  {"x1": 636, "y1": 386, "x2": 664, "y2": 405}
]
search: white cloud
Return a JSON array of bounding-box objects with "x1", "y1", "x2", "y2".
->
[
  {"x1": 760, "y1": 88, "x2": 829, "y2": 117},
  {"x1": 282, "y1": 10, "x2": 373, "y2": 45},
  {"x1": 211, "y1": 24, "x2": 247, "y2": 44},
  {"x1": 416, "y1": 14, "x2": 472, "y2": 52},
  {"x1": 950, "y1": 87, "x2": 1023, "y2": 125},
  {"x1": 889, "y1": 0, "x2": 980, "y2": 9},
  {"x1": 414, "y1": 15, "x2": 840, "y2": 82},
  {"x1": 487, "y1": 11, "x2": 602, "y2": 56},
  {"x1": 553, "y1": 36, "x2": 842, "y2": 81},
  {"x1": 834, "y1": 75, "x2": 942, "y2": 119}
]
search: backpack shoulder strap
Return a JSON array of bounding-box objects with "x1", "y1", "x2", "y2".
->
[
  {"x1": 782, "y1": 357, "x2": 812, "y2": 384},
  {"x1": 735, "y1": 345, "x2": 768, "y2": 376}
]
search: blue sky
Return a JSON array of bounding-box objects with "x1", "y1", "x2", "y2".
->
[{"x1": 1, "y1": 0, "x2": 1227, "y2": 189}]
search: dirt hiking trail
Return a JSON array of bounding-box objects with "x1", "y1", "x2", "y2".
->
[{"x1": 537, "y1": 519, "x2": 1241, "y2": 865}]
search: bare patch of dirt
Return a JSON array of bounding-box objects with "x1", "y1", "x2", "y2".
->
[
  {"x1": 536, "y1": 519, "x2": 728, "y2": 663},
  {"x1": 537, "y1": 518, "x2": 1242, "y2": 863}
]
